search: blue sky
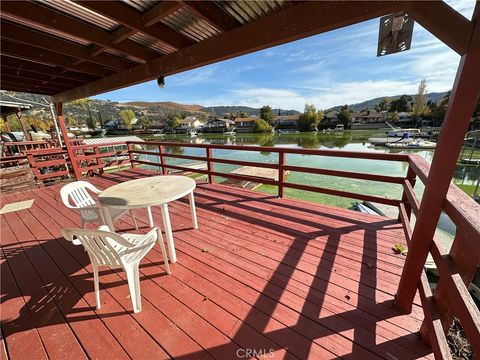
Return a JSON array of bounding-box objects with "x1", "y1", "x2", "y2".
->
[{"x1": 94, "y1": 0, "x2": 475, "y2": 111}]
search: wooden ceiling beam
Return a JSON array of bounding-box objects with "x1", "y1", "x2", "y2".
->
[
  {"x1": 1, "y1": 56, "x2": 98, "y2": 83},
  {"x1": 0, "y1": 1, "x2": 155, "y2": 61},
  {"x1": 405, "y1": 1, "x2": 473, "y2": 55},
  {"x1": 53, "y1": 1, "x2": 405, "y2": 102},
  {"x1": 180, "y1": 1, "x2": 240, "y2": 32},
  {"x1": 1, "y1": 40, "x2": 115, "y2": 78},
  {"x1": 77, "y1": 1, "x2": 194, "y2": 50},
  {"x1": 1, "y1": 22, "x2": 135, "y2": 71},
  {"x1": 143, "y1": 1, "x2": 183, "y2": 27},
  {"x1": 111, "y1": 26, "x2": 138, "y2": 44}
]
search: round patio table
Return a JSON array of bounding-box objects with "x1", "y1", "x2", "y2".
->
[{"x1": 98, "y1": 175, "x2": 198, "y2": 263}]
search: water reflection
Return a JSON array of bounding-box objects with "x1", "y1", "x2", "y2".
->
[{"x1": 140, "y1": 130, "x2": 478, "y2": 196}]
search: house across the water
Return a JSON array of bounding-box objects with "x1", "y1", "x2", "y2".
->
[
  {"x1": 234, "y1": 117, "x2": 258, "y2": 133},
  {"x1": 275, "y1": 115, "x2": 299, "y2": 130}
]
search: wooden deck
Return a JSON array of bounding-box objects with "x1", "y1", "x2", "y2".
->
[{"x1": 1, "y1": 168, "x2": 433, "y2": 359}]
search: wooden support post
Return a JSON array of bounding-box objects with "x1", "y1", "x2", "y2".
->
[
  {"x1": 278, "y1": 152, "x2": 285, "y2": 198},
  {"x1": 206, "y1": 147, "x2": 214, "y2": 184},
  {"x1": 395, "y1": 17, "x2": 480, "y2": 312},
  {"x1": 55, "y1": 103, "x2": 81, "y2": 180},
  {"x1": 16, "y1": 110, "x2": 32, "y2": 141},
  {"x1": 158, "y1": 144, "x2": 167, "y2": 175},
  {"x1": 127, "y1": 143, "x2": 136, "y2": 168}
]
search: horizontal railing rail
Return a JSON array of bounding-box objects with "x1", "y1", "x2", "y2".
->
[
  {"x1": 126, "y1": 140, "x2": 409, "y2": 206},
  {"x1": 399, "y1": 154, "x2": 480, "y2": 359}
]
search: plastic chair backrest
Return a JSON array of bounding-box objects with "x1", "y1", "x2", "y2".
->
[
  {"x1": 62, "y1": 228, "x2": 125, "y2": 268},
  {"x1": 60, "y1": 181, "x2": 100, "y2": 209}
]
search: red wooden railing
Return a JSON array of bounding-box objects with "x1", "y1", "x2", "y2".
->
[
  {"x1": 400, "y1": 154, "x2": 480, "y2": 359},
  {"x1": 70, "y1": 141, "x2": 131, "y2": 176},
  {"x1": 126, "y1": 140, "x2": 410, "y2": 207},
  {"x1": 1, "y1": 138, "x2": 479, "y2": 358},
  {"x1": 24, "y1": 147, "x2": 70, "y2": 185}
]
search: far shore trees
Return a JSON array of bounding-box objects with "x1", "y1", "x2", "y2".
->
[
  {"x1": 411, "y1": 79, "x2": 427, "y2": 125},
  {"x1": 119, "y1": 109, "x2": 135, "y2": 130},
  {"x1": 298, "y1": 104, "x2": 323, "y2": 131},
  {"x1": 389, "y1": 95, "x2": 411, "y2": 112},
  {"x1": 337, "y1": 105, "x2": 353, "y2": 129},
  {"x1": 166, "y1": 110, "x2": 181, "y2": 129},
  {"x1": 260, "y1": 105, "x2": 275, "y2": 126},
  {"x1": 253, "y1": 119, "x2": 272, "y2": 133}
]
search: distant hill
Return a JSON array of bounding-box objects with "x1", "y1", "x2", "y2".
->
[
  {"x1": 329, "y1": 92, "x2": 448, "y2": 112},
  {"x1": 203, "y1": 106, "x2": 299, "y2": 117},
  {"x1": 2, "y1": 90, "x2": 449, "y2": 125}
]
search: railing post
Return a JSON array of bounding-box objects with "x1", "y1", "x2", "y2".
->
[
  {"x1": 94, "y1": 146, "x2": 104, "y2": 174},
  {"x1": 399, "y1": 165, "x2": 416, "y2": 220},
  {"x1": 55, "y1": 103, "x2": 81, "y2": 180},
  {"x1": 278, "y1": 151, "x2": 285, "y2": 198},
  {"x1": 206, "y1": 146, "x2": 214, "y2": 184},
  {"x1": 127, "y1": 143, "x2": 135, "y2": 168},
  {"x1": 26, "y1": 151, "x2": 42, "y2": 187},
  {"x1": 158, "y1": 144, "x2": 168, "y2": 175}
]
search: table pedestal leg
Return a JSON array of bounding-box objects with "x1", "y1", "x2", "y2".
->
[
  {"x1": 102, "y1": 206, "x2": 115, "y2": 231},
  {"x1": 189, "y1": 191, "x2": 198, "y2": 229},
  {"x1": 147, "y1": 206, "x2": 154, "y2": 227},
  {"x1": 161, "y1": 204, "x2": 176, "y2": 263}
]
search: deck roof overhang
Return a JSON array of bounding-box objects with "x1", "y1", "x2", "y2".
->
[{"x1": 0, "y1": 1, "x2": 474, "y2": 103}]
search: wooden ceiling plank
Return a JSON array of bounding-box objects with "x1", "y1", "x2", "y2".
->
[
  {"x1": 0, "y1": 0, "x2": 155, "y2": 61},
  {"x1": 53, "y1": 1, "x2": 405, "y2": 102},
  {"x1": 1, "y1": 56, "x2": 98, "y2": 83},
  {"x1": 1, "y1": 21, "x2": 134, "y2": 71},
  {"x1": 1, "y1": 70, "x2": 81, "y2": 87},
  {"x1": 181, "y1": 1, "x2": 240, "y2": 32},
  {"x1": 77, "y1": 1, "x2": 194, "y2": 50},
  {"x1": 1, "y1": 39, "x2": 115, "y2": 77},
  {"x1": 2, "y1": 77, "x2": 69, "y2": 91},
  {"x1": 406, "y1": 1, "x2": 472, "y2": 55},
  {"x1": 143, "y1": 1, "x2": 183, "y2": 27}
]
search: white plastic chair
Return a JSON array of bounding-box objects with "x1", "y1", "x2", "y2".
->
[
  {"x1": 60, "y1": 181, "x2": 138, "y2": 231},
  {"x1": 62, "y1": 226, "x2": 171, "y2": 313}
]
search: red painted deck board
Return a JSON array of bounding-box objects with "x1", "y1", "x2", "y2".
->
[{"x1": 0, "y1": 168, "x2": 433, "y2": 359}]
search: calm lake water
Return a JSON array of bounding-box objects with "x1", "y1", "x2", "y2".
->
[{"x1": 139, "y1": 130, "x2": 479, "y2": 213}]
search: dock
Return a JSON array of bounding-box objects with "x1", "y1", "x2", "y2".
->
[
  {"x1": 223, "y1": 166, "x2": 288, "y2": 190},
  {"x1": 368, "y1": 137, "x2": 414, "y2": 145}
]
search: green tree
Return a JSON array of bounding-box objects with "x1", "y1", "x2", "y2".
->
[
  {"x1": 298, "y1": 104, "x2": 324, "y2": 131},
  {"x1": 252, "y1": 119, "x2": 272, "y2": 133},
  {"x1": 260, "y1": 105, "x2": 275, "y2": 125},
  {"x1": 119, "y1": 109, "x2": 136, "y2": 130},
  {"x1": 389, "y1": 95, "x2": 412, "y2": 112},
  {"x1": 392, "y1": 111, "x2": 399, "y2": 123},
  {"x1": 337, "y1": 107, "x2": 353, "y2": 129},
  {"x1": 85, "y1": 108, "x2": 97, "y2": 130},
  {"x1": 411, "y1": 79, "x2": 427, "y2": 124},
  {"x1": 136, "y1": 116, "x2": 152, "y2": 129},
  {"x1": 98, "y1": 111, "x2": 105, "y2": 128},
  {"x1": 375, "y1": 97, "x2": 391, "y2": 112},
  {"x1": 166, "y1": 110, "x2": 180, "y2": 129}
]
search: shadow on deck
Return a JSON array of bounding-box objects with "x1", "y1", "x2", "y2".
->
[{"x1": 1, "y1": 168, "x2": 432, "y2": 359}]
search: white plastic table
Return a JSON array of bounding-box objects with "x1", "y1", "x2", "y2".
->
[{"x1": 98, "y1": 175, "x2": 198, "y2": 263}]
